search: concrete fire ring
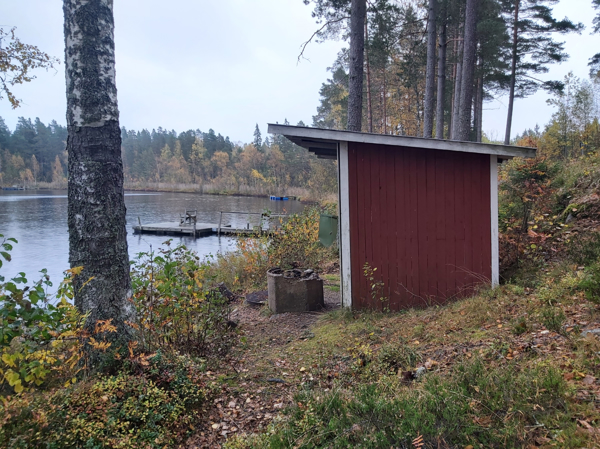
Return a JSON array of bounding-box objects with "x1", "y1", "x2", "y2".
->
[{"x1": 267, "y1": 268, "x2": 324, "y2": 314}]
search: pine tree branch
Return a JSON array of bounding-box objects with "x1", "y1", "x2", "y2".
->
[{"x1": 298, "y1": 16, "x2": 350, "y2": 63}]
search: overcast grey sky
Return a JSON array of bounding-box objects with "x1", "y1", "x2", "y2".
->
[{"x1": 0, "y1": 0, "x2": 598, "y2": 143}]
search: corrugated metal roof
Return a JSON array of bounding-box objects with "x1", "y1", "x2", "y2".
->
[{"x1": 267, "y1": 124, "x2": 536, "y2": 160}]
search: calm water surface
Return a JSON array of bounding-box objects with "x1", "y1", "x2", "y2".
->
[{"x1": 0, "y1": 190, "x2": 304, "y2": 285}]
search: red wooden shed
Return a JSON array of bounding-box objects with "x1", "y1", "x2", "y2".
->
[{"x1": 268, "y1": 124, "x2": 536, "y2": 311}]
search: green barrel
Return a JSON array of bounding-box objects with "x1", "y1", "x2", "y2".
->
[{"x1": 318, "y1": 214, "x2": 338, "y2": 247}]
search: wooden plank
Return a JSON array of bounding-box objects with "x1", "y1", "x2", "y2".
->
[
  {"x1": 407, "y1": 148, "x2": 420, "y2": 303},
  {"x1": 435, "y1": 151, "x2": 447, "y2": 303},
  {"x1": 454, "y1": 152, "x2": 467, "y2": 296},
  {"x1": 394, "y1": 147, "x2": 408, "y2": 309},
  {"x1": 133, "y1": 222, "x2": 219, "y2": 233},
  {"x1": 463, "y1": 155, "x2": 475, "y2": 294},
  {"x1": 339, "y1": 141, "x2": 353, "y2": 307},
  {"x1": 370, "y1": 144, "x2": 382, "y2": 309},
  {"x1": 425, "y1": 149, "x2": 438, "y2": 302},
  {"x1": 390, "y1": 147, "x2": 406, "y2": 310},
  {"x1": 470, "y1": 155, "x2": 480, "y2": 290},
  {"x1": 382, "y1": 147, "x2": 395, "y2": 308},
  {"x1": 444, "y1": 152, "x2": 457, "y2": 300},
  {"x1": 416, "y1": 149, "x2": 429, "y2": 302},
  {"x1": 481, "y1": 154, "x2": 493, "y2": 282},
  {"x1": 348, "y1": 143, "x2": 362, "y2": 309},
  {"x1": 473, "y1": 154, "x2": 487, "y2": 290},
  {"x1": 490, "y1": 156, "x2": 499, "y2": 285},
  {"x1": 356, "y1": 144, "x2": 370, "y2": 308}
]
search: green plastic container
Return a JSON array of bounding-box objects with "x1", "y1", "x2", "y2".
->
[{"x1": 319, "y1": 214, "x2": 338, "y2": 248}]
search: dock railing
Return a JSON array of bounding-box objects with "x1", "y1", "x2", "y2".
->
[{"x1": 217, "y1": 211, "x2": 289, "y2": 237}]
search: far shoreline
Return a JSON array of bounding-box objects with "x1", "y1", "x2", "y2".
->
[{"x1": 2, "y1": 182, "x2": 332, "y2": 204}]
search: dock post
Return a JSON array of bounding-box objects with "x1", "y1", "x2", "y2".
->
[
  {"x1": 193, "y1": 221, "x2": 197, "y2": 238},
  {"x1": 218, "y1": 211, "x2": 223, "y2": 237}
]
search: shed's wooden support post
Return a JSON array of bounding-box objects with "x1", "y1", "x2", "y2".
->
[
  {"x1": 338, "y1": 141, "x2": 352, "y2": 308},
  {"x1": 218, "y1": 211, "x2": 223, "y2": 237},
  {"x1": 490, "y1": 155, "x2": 499, "y2": 286}
]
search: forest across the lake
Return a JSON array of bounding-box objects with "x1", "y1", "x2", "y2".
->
[{"x1": 0, "y1": 117, "x2": 338, "y2": 200}]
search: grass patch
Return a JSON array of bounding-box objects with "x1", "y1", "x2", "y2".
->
[
  {"x1": 322, "y1": 273, "x2": 340, "y2": 292},
  {"x1": 254, "y1": 360, "x2": 571, "y2": 449}
]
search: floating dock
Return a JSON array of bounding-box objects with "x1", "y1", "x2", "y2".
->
[
  {"x1": 132, "y1": 211, "x2": 290, "y2": 238},
  {"x1": 132, "y1": 222, "x2": 221, "y2": 237}
]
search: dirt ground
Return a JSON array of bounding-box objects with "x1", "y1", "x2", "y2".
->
[{"x1": 186, "y1": 285, "x2": 341, "y2": 448}]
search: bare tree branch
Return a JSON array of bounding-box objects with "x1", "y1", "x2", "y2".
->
[{"x1": 297, "y1": 16, "x2": 350, "y2": 64}]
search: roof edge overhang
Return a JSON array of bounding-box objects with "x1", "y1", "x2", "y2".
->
[{"x1": 267, "y1": 124, "x2": 536, "y2": 160}]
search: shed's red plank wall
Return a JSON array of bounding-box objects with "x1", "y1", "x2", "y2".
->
[{"x1": 347, "y1": 142, "x2": 491, "y2": 310}]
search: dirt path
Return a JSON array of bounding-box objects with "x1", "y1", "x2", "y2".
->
[{"x1": 187, "y1": 287, "x2": 341, "y2": 448}]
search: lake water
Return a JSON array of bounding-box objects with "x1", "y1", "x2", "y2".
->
[{"x1": 0, "y1": 190, "x2": 305, "y2": 286}]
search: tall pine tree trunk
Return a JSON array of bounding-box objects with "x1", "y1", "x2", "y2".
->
[
  {"x1": 451, "y1": 25, "x2": 463, "y2": 139},
  {"x1": 64, "y1": 0, "x2": 135, "y2": 349},
  {"x1": 365, "y1": 16, "x2": 374, "y2": 133},
  {"x1": 436, "y1": 12, "x2": 447, "y2": 139},
  {"x1": 456, "y1": 0, "x2": 479, "y2": 141},
  {"x1": 475, "y1": 55, "x2": 484, "y2": 142},
  {"x1": 423, "y1": 0, "x2": 438, "y2": 138},
  {"x1": 348, "y1": 0, "x2": 367, "y2": 132},
  {"x1": 382, "y1": 67, "x2": 388, "y2": 134},
  {"x1": 504, "y1": 0, "x2": 520, "y2": 145}
]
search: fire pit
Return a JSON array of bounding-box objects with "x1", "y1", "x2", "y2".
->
[{"x1": 267, "y1": 268, "x2": 324, "y2": 314}]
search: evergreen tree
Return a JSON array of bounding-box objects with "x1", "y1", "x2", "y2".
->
[
  {"x1": 501, "y1": 0, "x2": 583, "y2": 144},
  {"x1": 313, "y1": 64, "x2": 349, "y2": 130},
  {"x1": 0, "y1": 117, "x2": 10, "y2": 149},
  {"x1": 347, "y1": 0, "x2": 367, "y2": 131},
  {"x1": 589, "y1": 0, "x2": 600, "y2": 77},
  {"x1": 424, "y1": 0, "x2": 438, "y2": 138},
  {"x1": 456, "y1": 0, "x2": 480, "y2": 141},
  {"x1": 253, "y1": 124, "x2": 263, "y2": 152}
]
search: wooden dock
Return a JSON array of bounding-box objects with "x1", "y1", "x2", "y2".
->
[
  {"x1": 132, "y1": 222, "x2": 223, "y2": 237},
  {"x1": 132, "y1": 211, "x2": 290, "y2": 238}
]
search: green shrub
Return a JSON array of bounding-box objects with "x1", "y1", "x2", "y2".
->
[
  {"x1": 512, "y1": 317, "x2": 529, "y2": 335},
  {"x1": 567, "y1": 232, "x2": 600, "y2": 266},
  {"x1": 578, "y1": 261, "x2": 600, "y2": 304},
  {"x1": 0, "y1": 235, "x2": 86, "y2": 394},
  {"x1": 540, "y1": 306, "x2": 566, "y2": 332},
  {"x1": 208, "y1": 207, "x2": 332, "y2": 292},
  {"x1": 375, "y1": 343, "x2": 421, "y2": 374},
  {"x1": 130, "y1": 241, "x2": 236, "y2": 357},
  {"x1": 0, "y1": 352, "x2": 210, "y2": 449},
  {"x1": 268, "y1": 207, "x2": 328, "y2": 270}
]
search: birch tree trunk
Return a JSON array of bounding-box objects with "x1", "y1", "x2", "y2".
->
[
  {"x1": 504, "y1": 0, "x2": 520, "y2": 145},
  {"x1": 436, "y1": 12, "x2": 447, "y2": 139},
  {"x1": 64, "y1": 0, "x2": 135, "y2": 348},
  {"x1": 348, "y1": 0, "x2": 367, "y2": 132},
  {"x1": 456, "y1": 0, "x2": 479, "y2": 141},
  {"x1": 423, "y1": 0, "x2": 438, "y2": 138}
]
